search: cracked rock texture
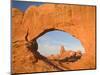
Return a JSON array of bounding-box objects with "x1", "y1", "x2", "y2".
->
[{"x1": 12, "y1": 4, "x2": 96, "y2": 73}]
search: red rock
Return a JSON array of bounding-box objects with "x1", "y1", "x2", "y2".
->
[{"x1": 12, "y1": 4, "x2": 96, "y2": 73}]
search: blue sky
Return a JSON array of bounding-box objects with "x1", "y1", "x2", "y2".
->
[
  {"x1": 12, "y1": 1, "x2": 85, "y2": 56},
  {"x1": 12, "y1": 0, "x2": 44, "y2": 11},
  {"x1": 37, "y1": 31, "x2": 85, "y2": 56}
]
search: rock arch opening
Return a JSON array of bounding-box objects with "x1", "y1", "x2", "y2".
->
[
  {"x1": 25, "y1": 29, "x2": 86, "y2": 71},
  {"x1": 37, "y1": 30, "x2": 85, "y2": 57}
]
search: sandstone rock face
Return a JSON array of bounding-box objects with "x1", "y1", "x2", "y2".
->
[{"x1": 12, "y1": 4, "x2": 96, "y2": 73}]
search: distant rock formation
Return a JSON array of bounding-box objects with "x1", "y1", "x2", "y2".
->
[
  {"x1": 49, "y1": 45, "x2": 82, "y2": 62},
  {"x1": 59, "y1": 45, "x2": 75, "y2": 59},
  {"x1": 60, "y1": 45, "x2": 66, "y2": 54}
]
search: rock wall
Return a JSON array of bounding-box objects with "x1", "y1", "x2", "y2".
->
[{"x1": 12, "y1": 4, "x2": 96, "y2": 73}]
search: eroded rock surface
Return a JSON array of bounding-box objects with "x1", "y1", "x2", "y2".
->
[{"x1": 12, "y1": 4, "x2": 96, "y2": 73}]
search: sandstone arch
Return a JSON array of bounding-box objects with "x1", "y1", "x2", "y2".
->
[{"x1": 12, "y1": 4, "x2": 96, "y2": 73}]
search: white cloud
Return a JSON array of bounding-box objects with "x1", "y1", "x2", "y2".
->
[{"x1": 38, "y1": 43, "x2": 60, "y2": 56}]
